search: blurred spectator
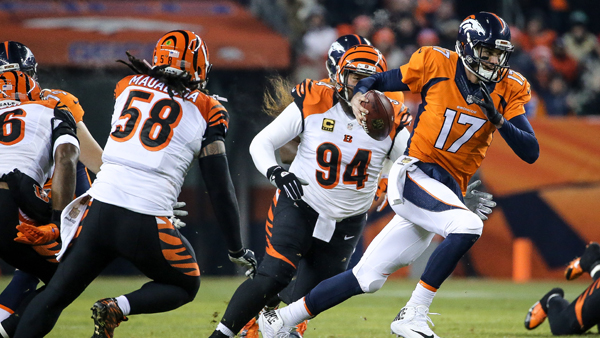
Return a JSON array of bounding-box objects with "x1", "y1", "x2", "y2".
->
[
  {"x1": 414, "y1": 0, "x2": 441, "y2": 28},
  {"x1": 383, "y1": 0, "x2": 414, "y2": 18},
  {"x1": 568, "y1": 45, "x2": 600, "y2": 115},
  {"x1": 296, "y1": 4, "x2": 337, "y2": 82},
  {"x1": 417, "y1": 28, "x2": 440, "y2": 47},
  {"x1": 301, "y1": 5, "x2": 337, "y2": 61},
  {"x1": 353, "y1": 15, "x2": 373, "y2": 39},
  {"x1": 541, "y1": 75, "x2": 571, "y2": 116},
  {"x1": 550, "y1": 38, "x2": 579, "y2": 84},
  {"x1": 530, "y1": 46, "x2": 554, "y2": 94},
  {"x1": 563, "y1": 11, "x2": 598, "y2": 62},
  {"x1": 372, "y1": 27, "x2": 406, "y2": 69},
  {"x1": 521, "y1": 13, "x2": 556, "y2": 52},
  {"x1": 433, "y1": 0, "x2": 460, "y2": 49},
  {"x1": 394, "y1": 15, "x2": 418, "y2": 49},
  {"x1": 509, "y1": 26, "x2": 536, "y2": 81}
]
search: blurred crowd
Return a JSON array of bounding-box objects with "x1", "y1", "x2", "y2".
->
[{"x1": 245, "y1": 0, "x2": 600, "y2": 117}]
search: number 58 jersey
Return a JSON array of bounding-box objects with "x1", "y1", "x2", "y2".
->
[{"x1": 89, "y1": 74, "x2": 229, "y2": 216}]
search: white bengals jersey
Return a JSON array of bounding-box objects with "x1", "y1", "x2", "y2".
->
[
  {"x1": 288, "y1": 79, "x2": 409, "y2": 219},
  {"x1": 89, "y1": 74, "x2": 229, "y2": 216},
  {"x1": 0, "y1": 100, "x2": 79, "y2": 185}
]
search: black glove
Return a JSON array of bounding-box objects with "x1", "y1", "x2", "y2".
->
[
  {"x1": 267, "y1": 165, "x2": 306, "y2": 201},
  {"x1": 228, "y1": 248, "x2": 258, "y2": 278},
  {"x1": 474, "y1": 82, "x2": 503, "y2": 125}
]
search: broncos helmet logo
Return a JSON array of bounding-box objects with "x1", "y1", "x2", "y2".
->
[{"x1": 459, "y1": 18, "x2": 486, "y2": 39}]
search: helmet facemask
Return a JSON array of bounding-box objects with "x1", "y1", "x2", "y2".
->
[{"x1": 334, "y1": 45, "x2": 386, "y2": 104}]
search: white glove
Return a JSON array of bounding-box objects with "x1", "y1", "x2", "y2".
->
[
  {"x1": 228, "y1": 248, "x2": 258, "y2": 278},
  {"x1": 170, "y1": 201, "x2": 188, "y2": 229},
  {"x1": 464, "y1": 180, "x2": 496, "y2": 221}
]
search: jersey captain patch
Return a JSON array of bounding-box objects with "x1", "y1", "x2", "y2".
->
[{"x1": 322, "y1": 118, "x2": 335, "y2": 132}]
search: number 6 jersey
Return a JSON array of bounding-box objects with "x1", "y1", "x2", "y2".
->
[{"x1": 89, "y1": 74, "x2": 228, "y2": 216}]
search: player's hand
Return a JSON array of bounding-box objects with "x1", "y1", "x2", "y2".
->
[
  {"x1": 173, "y1": 201, "x2": 188, "y2": 217},
  {"x1": 228, "y1": 248, "x2": 258, "y2": 278},
  {"x1": 14, "y1": 222, "x2": 60, "y2": 245},
  {"x1": 267, "y1": 165, "x2": 308, "y2": 201},
  {"x1": 373, "y1": 177, "x2": 389, "y2": 212},
  {"x1": 398, "y1": 107, "x2": 413, "y2": 131},
  {"x1": 474, "y1": 82, "x2": 503, "y2": 126},
  {"x1": 351, "y1": 92, "x2": 368, "y2": 123},
  {"x1": 464, "y1": 180, "x2": 496, "y2": 221}
]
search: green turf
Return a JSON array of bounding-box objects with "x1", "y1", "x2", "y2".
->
[{"x1": 3, "y1": 276, "x2": 593, "y2": 337}]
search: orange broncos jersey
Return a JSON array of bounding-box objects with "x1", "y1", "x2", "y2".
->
[{"x1": 400, "y1": 46, "x2": 531, "y2": 192}]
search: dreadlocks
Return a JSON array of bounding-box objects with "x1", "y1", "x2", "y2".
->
[{"x1": 117, "y1": 52, "x2": 204, "y2": 101}]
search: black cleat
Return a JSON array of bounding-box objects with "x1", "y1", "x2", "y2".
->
[{"x1": 91, "y1": 298, "x2": 128, "y2": 338}]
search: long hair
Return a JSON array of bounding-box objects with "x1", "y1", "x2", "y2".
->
[
  {"x1": 262, "y1": 75, "x2": 294, "y2": 117},
  {"x1": 117, "y1": 52, "x2": 205, "y2": 101}
]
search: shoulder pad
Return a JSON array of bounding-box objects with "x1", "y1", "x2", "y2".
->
[{"x1": 291, "y1": 79, "x2": 335, "y2": 118}]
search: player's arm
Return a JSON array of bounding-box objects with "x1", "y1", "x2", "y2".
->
[
  {"x1": 354, "y1": 69, "x2": 411, "y2": 96},
  {"x1": 76, "y1": 121, "x2": 103, "y2": 174},
  {"x1": 51, "y1": 104, "x2": 80, "y2": 211},
  {"x1": 497, "y1": 115, "x2": 539, "y2": 164},
  {"x1": 249, "y1": 102, "x2": 307, "y2": 200}
]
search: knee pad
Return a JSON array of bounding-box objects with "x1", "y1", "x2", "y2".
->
[
  {"x1": 352, "y1": 264, "x2": 389, "y2": 294},
  {"x1": 447, "y1": 210, "x2": 483, "y2": 236}
]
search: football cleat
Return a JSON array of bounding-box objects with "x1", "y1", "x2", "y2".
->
[
  {"x1": 390, "y1": 305, "x2": 441, "y2": 338},
  {"x1": 91, "y1": 298, "x2": 128, "y2": 338},
  {"x1": 292, "y1": 320, "x2": 308, "y2": 337},
  {"x1": 565, "y1": 242, "x2": 600, "y2": 280},
  {"x1": 239, "y1": 317, "x2": 259, "y2": 338},
  {"x1": 524, "y1": 288, "x2": 564, "y2": 330},
  {"x1": 257, "y1": 309, "x2": 292, "y2": 338}
]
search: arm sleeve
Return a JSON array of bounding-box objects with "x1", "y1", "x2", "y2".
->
[
  {"x1": 75, "y1": 162, "x2": 91, "y2": 197},
  {"x1": 198, "y1": 153, "x2": 243, "y2": 252},
  {"x1": 498, "y1": 114, "x2": 539, "y2": 164},
  {"x1": 354, "y1": 69, "x2": 410, "y2": 95},
  {"x1": 249, "y1": 102, "x2": 304, "y2": 177}
]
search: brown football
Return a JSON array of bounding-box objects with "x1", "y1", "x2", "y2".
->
[{"x1": 360, "y1": 90, "x2": 395, "y2": 141}]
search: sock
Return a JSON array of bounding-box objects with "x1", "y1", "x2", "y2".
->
[
  {"x1": 115, "y1": 296, "x2": 130, "y2": 316},
  {"x1": 421, "y1": 233, "x2": 479, "y2": 288},
  {"x1": 406, "y1": 281, "x2": 437, "y2": 308},
  {"x1": 216, "y1": 322, "x2": 235, "y2": 337},
  {"x1": 279, "y1": 298, "x2": 311, "y2": 327},
  {"x1": 303, "y1": 270, "x2": 363, "y2": 316},
  {"x1": 591, "y1": 263, "x2": 600, "y2": 281},
  {"x1": 0, "y1": 309, "x2": 10, "y2": 322}
]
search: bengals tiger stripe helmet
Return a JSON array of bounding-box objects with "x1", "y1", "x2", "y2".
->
[
  {"x1": 153, "y1": 30, "x2": 212, "y2": 89},
  {"x1": 0, "y1": 70, "x2": 41, "y2": 102},
  {"x1": 335, "y1": 45, "x2": 387, "y2": 102}
]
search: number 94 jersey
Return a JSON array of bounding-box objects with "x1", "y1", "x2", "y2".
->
[
  {"x1": 90, "y1": 74, "x2": 229, "y2": 216},
  {"x1": 401, "y1": 46, "x2": 531, "y2": 192}
]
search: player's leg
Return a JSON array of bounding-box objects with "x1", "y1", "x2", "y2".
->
[
  {"x1": 259, "y1": 214, "x2": 434, "y2": 336},
  {"x1": 0, "y1": 270, "x2": 39, "y2": 321},
  {"x1": 389, "y1": 167, "x2": 483, "y2": 338},
  {"x1": 210, "y1": 193, "x2": 316, "y2": 338},
  {"x1": 115, "y1": 215, "x2": 200, "y2": 314},
  {"x1": 13, "y1": 200, "x2": 116, "y2": 338}
]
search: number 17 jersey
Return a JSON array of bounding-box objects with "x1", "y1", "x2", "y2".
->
[
  {"x1": 401, "y1": 46, "x2": 531, "y2": 192},
  {"x1": 89, "y1": 74, "x2": 229, "y2": 216}
]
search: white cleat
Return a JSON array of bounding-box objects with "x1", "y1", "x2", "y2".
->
[
  {"x1": 258, "y1": 309, "x2": 292, "y2": 338},
  {"x1": 390, "y1": 305, "x2": 441, "y2": 338}
]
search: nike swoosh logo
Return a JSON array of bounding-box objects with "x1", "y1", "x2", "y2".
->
[
  {"x1": 411, "y1": 329, "x2": 434, "y2": 338},
  {"x1": 73, "y1": 100, "x2": 79, "y2": 104},
  {"x1": 344, "y1": 235, "x2": 355, "y2": 240}
]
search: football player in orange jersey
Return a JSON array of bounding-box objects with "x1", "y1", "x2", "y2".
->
[
  {"x1": 524, "y1": 242, "x2": 600, "y2": 335},
  {"x1": 12, "y1": 30, "x2": 256, "y2": 338},
  {"x1": 258, "y1": 12, "x2": 534, "y2": 338},
  {"x1": 209, "y1": 44, "x2": 412, "y2": 338}
]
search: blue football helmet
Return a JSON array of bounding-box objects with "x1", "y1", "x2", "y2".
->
[
  {"x1": 0, "y1": 41, "x2": 38, "y2": 80},
  {"x1": 455, "y1": 12, "x2": 513, "y2": 83},
  {"x1": 326, "y1": 34, "x2": 371, "y2": 83}
]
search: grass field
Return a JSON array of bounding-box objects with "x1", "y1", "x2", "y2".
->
[{"x1": 10, "y1": 276, "x2": 594, "y2": 338}]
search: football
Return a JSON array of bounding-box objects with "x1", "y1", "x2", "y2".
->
[{"x1": 360, "y1": 90, "x2": 395, "y2": 141}]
